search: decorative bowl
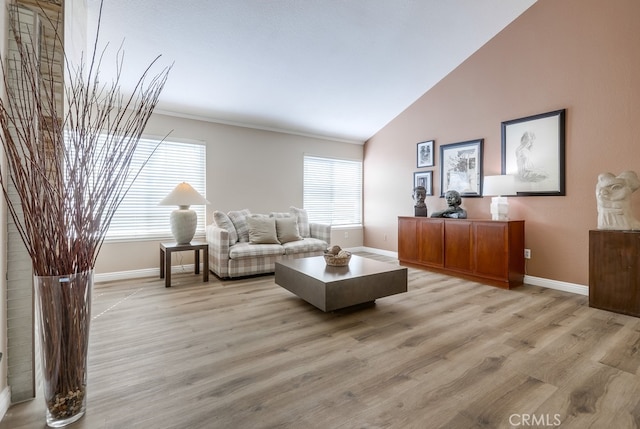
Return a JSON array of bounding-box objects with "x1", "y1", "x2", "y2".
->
[{"x1": 324, "y1": 251, "x2": 352, "y2": 267}]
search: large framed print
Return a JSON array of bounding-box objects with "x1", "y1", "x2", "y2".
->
[
  {"x1": 417, "y1": 140, "x2": 434, "y2": 168},
  {"x1": 414, "y1": 171, "x2": 433, "y2": 196},
  {"x1": 439, "y1": 139, "x2": 483, "y2": 197},
  {"x1": 501, "y1": 109, "x2": 566, "y2": 196}
]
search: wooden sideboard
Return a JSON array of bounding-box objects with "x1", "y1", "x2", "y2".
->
[
  {"x1": 589, "y1": 229, "x2": 640, "y2": 317},
  {"x1": 398, "y1": 217, "x2": 525, "y2": 289}
]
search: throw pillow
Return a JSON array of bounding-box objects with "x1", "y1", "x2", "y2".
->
[
  {"x1": 228, "y1": 209, "x2": 252, "y2": 242},
  {"x1": 275, "y1": 216, "x2": 303, "y2": 244},
  {"x1": 247, "y1": 215, "x2": 280, "y2": 244},
  {"x1": 213, "y1": 210, "x2": 238, "y2": 244},
  {"x1": 289, "y1": 206, "x2": 310, "y2": 237}
]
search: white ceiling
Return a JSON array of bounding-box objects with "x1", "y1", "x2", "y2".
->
[{"x1": 85, "y1": 0, "x2": 537, "y2": 143}]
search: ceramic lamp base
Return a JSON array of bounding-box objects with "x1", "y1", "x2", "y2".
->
[
  {"x1": 490, "y1": 196, "x2": 509, "y2": 221},
  {"x1": 170, "y1": 207, "x2": 197, "y2": 244}
]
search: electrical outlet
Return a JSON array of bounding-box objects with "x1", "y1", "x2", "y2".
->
[
  {"x1": 524, "y1": 249, "x2": 531, "y2": 259},
  {"x1": 344, "y1": 231, "x2": 349, "y2": 239}
]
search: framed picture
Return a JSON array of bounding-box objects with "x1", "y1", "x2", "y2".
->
[
  {"x1": 439, "y1": 139, "x2": 483, "y2": 197},
  {"x1": 501, "y1": 109, "x2": 566, "y2": 196},
  {"x1": 417, "y1": 140, "x2": 434, "y2": 168},
  {"x1": 414, "y1": 171, "x2": 433, "y2": 196}
]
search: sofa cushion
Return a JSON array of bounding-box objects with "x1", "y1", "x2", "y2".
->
[
  {"x1": 213, "y1": 210, "x2": 238, "y2": 244},
  {"x1": 228, "y1": 209, "x2": 252, "y2": 242},
  {"x1": 275, "y1": 216, "x2": 303, "y2": 244},
  {"x1": 282, "y1": 237, "x2": 328, "y2": 255},
  {"x1": 229, "y1": 242, "x2": 285, "y2": 259},
  {"x1": 247, "y1": 215, "x2": 280, "y2": 244},
  {"x1": 289, "y1": 206, "x2": 310, "y2": 237}
]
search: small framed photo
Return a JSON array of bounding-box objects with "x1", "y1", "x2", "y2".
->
[
  {"x1": 501, "y1": 109, "x2": 566, "y2": 196},
  {"x1": 439, "y1": 139, "x2": 483, "y2": 197},
  {"x1": 414, "y1": 171, "x2": 433, "y2": 196},
  {"x1": 417, "y1": 140, "x2": 434, "y2": 168}
]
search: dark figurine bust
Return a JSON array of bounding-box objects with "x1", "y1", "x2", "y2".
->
[
  {"x1": 413, "y1": 186, "x2": 427, "y2": 208},
  {"x1": 431, "y1": 190, "x2": 467, "y2": 219},
  {"x1": 413, "y1": 186, "x2": 428, "y2": 216}
]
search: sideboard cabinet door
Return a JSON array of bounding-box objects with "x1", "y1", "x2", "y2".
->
[
  {"x1": 474, "y1": 221, "x2": 508, "y2": 280},
  {"x1": 443, "y1": 220, "x2": 473, "y2": 273},
  {"x1": 398, "y1": 217, "x2": 419, "y2": 263},
  {"x1": 473, "y1": 221, "x2": 525, "y2": 285},
  {"x1": 418, "y1": 218, "x2": 444, "y2": 268}
]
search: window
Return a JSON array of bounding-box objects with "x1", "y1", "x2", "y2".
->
[
  {"x1": 73, "y1": 134, "x2": 207, "y2": 241},
  {"x1": 303, "y1": 155, "x2": 362, "y2": 226}
]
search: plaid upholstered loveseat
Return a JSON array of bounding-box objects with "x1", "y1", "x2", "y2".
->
[{"x1": 207, "y1": 207, "x2": 331, "y2": 278}]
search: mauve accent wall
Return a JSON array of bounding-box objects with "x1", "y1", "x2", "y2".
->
[{"x1": 363, "y1": 0, "x2": 640, "y2": 287}]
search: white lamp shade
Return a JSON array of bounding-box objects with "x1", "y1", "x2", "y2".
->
[
  {"x1": 483, "y1": 175, "x2": 516, "y2": 196},
  {"x1": 159, "y1": 182, "x2": 209, "y2": 208}
]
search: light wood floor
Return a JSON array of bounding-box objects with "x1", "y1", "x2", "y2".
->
[{"x1": 3, "y1": 252, "x2": 640, "y2": 429}]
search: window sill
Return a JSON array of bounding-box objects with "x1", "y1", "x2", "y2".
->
[
  {"x1": 330, "y1": 224, "x2": 363, "y2": 230},
  {"x1": 103, "y1": 233, "x2": 206, "y2": 244}
]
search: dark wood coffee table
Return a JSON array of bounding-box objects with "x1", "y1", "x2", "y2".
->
[{"x1": 275, "y1": 255, "x2": 407, "y2": 311}]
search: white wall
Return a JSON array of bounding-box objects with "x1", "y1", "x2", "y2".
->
[
  {"x1": 63, "y1": 0, "x2": 86, "y2": 70},
  {"x1": 94, "y1": 113, "x2": 364, "y2": 275}
]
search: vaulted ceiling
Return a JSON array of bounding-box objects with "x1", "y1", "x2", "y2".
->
[{"x1": 85, "y1": 0, "x2": 537, "y2": 143}]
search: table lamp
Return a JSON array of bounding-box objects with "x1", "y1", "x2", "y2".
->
[
  {"x1": 483, "y1": 175, "x2": 516, "y2": 221},
  {"x1": 159, "y1": 182, "x2": 209, "y2": 244}
]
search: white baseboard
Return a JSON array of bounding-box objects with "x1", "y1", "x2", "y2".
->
[
  {"x1": 524, "y1": 275, "x2": 588, "y2": 296},
  {"x1": 349, "y1": 246, "x2": 398, "y2": 259},
  {"x1": 95, "y1": 264, "x2": 198, "y2": 283},
  {"x1": 0, "y1": 386, "x2": 11, "y2": 422}
]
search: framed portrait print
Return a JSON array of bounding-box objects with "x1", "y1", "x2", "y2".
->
[
  {"x1": 417, "y1": 140, "x2": 434, "y2": 168},
  {"x1": 439, "y1": 139, "x2": 483, "y2": 197},
  {"x1": 501, "y1": 109, "x2": 566, "y2": 196},
  {"x1": 414, "y1": 171, "x2": 433, "y2": 196}
]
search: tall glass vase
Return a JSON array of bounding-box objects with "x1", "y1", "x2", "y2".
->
[{"x1": 34, "y1": 270, "x2": 93, "y2": 428}]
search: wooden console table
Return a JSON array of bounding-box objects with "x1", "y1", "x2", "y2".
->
[
  {"x1": 398, "y1": 217, "x2": 525, "y2": 289},
  {"x1": 589, "y1": 229, "x2": 640, "y2": 317},
  {"x1": 160, "y1": 241, "x2": 209, "y2": 287}
]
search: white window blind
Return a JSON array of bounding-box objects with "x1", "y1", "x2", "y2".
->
[
  {"x1": 303, "y1": 155, "x2": 362, "y2": 226},
  {"x1": 68, "y1": 134, "x2": 207, "y2": 241}
]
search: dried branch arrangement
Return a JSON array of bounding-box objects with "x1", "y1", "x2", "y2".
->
[
  {"x1": 0, "y1": 1, "x2": 170, "y2": 424},
  {"x1": 0, "y1": 2, "x2": 171, "y2": 276}
]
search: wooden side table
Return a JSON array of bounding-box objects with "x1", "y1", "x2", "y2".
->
[
  {"x1": 160, "y1": 241, "x2": 209, "y2": 287},
  {"x1": 589, "y1": 230, "x2": 640, "y2": 317}
]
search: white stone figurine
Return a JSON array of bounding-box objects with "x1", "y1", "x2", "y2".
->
[{"x1": 596, "y1": 170, "x2": 640, "y2": 230}]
